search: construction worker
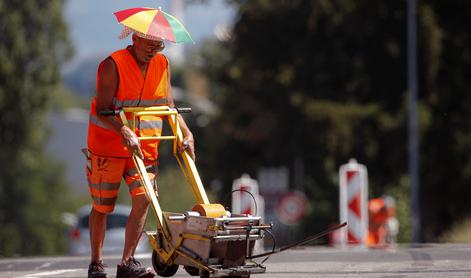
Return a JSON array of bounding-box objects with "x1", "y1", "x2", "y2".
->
[
  {"x1": 367, "y1": 198, "x2": 388, "y2": 246},
  {"x1": 367, "y1": 196, "x2": 398, "y2": 247},
  {"x1": 85, "y1": 32, "x2": 195, "y2": 278}
]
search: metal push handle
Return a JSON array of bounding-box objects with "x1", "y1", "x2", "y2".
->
[
  {"x1": 98, "y1": 107, "x2": 192, "y2": 116},
  {"x1": 99, "y1": 109, "x2": 121, "y2": 116},
  {"x1": 176, "y1": 107, "x2": 192, "y2": 113}
]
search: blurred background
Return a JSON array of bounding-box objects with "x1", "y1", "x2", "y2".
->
[{"x1": 1, "y1": 0, "x2": 471, "y2": 257}]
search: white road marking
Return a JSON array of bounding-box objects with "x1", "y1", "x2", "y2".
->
[
  {"x1": 134, "y1": 253, "x2": 152, "y2": 259},
  {"x1": 20, "y1": 269, "x2": 82, "y2": 277},
  {"x1": 34, "y1": 262, "x2": 52, "y2": 271}
]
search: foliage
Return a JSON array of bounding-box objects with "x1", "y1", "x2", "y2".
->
[
  {"x1": 191, "y1": 0, "x2": 471, "y2": 241},
  {"x1": 50, "y1": 84, "x2": 89, "y2": 111},
  {"x1": 386, "y1": 175, "x2": 412, "y2": 243},
  {"x1": 0, "y1": 1, "x2": 73, "y2": 256},
  {"x1": 145, "y1": 166, "x2": 200, "y2": 230},
  {"x1": 417, "y1": 1, "x2": 471, "y2": 240},
  {"x1": 441, "y1": 217, "x2": 471, "y2": 243}
]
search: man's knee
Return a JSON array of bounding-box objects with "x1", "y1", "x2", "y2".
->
[
  {"x1": 131, "y1": 194, "x2": 149, "y2": 211},
  {"x1": 92, "y1": 203, "x2": 115, "y2": 214}
]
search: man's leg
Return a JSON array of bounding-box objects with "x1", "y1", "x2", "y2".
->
[
  {"x1": 121, "y1": 194, "x2": 149, "y2": 263},
  {"x1": 117, "y1": 194, "x2": 154, "y2": 278},
  {"x1": 117, "y1": 160, "x2": 155, "y2": 277},
  {"x1": 90, "y1": 207, "x2": 107, "y2": 263},
  {"x1": 86, "y1": 154, "x2": 124, "y2": 278}
]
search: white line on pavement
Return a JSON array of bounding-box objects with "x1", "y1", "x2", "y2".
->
[
  {"x1": 34, "y1": 262, "x2": 52, "y2": 271},
  {"x1": 134, "y1": 253, "x2": 151, "y2": 259},
  {"x1": 19, "y1": 269, "x2": 82, "y2": 278}
]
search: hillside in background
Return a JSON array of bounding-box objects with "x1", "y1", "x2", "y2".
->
[
  {"x1": 62, "y1": 55, "x2": 101, "y2": 99},
  {"x1": 61, "y1": 0, "x2": 234, "y2": 98}
]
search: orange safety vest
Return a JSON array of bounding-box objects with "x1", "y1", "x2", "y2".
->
[{"x1": 87, "y1": 48, "x2": 168, "y2": 158}]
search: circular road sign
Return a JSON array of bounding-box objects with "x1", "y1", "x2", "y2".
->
[{"x1": 276, "y1": 191, "x2": 308, "y2": 225}]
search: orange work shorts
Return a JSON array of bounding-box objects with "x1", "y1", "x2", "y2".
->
[{"x1": 86, "y1": 152, "x2": 158, "y2": 214}]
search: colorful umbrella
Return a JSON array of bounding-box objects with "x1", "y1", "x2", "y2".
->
[{"x1": 114, "y1": 7, "x2": 193, "y2": 44}]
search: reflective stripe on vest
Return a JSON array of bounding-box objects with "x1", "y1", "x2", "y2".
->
[
  {"x1": 89, "y1": 115, "x2": 162, "y2": 132},
  {"x1": 89, "y1": 114, "x2": 112, "y2": 131},
  {"x1": 113, "y1": 98, "x2": 168, "y2": 108},
  {"x1": 138, "y1": 120, "x2": 162, "y2": 130}
]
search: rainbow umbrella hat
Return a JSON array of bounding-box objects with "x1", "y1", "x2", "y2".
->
[{"x1": 114, "y1": 7, "x2": 193, "y2": 44}]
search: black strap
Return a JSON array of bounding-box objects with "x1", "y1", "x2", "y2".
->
[{"x1": 248, "y1": 222, "x2": 347, "y2": 259}]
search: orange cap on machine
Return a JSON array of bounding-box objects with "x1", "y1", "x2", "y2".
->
[{"x1": 192, "y1": 203, "x2": 226, "y2": 218}]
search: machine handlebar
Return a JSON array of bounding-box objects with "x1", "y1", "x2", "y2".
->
[
  {"x1": 98, "y1": 107, "x2": 192, "y2": 116},
  {"x1": 99, "y1": 110, "x2": 120, "y2": 116},
  {"x1": 175, "y1": 107, "x2": 192, "y2": 113}
]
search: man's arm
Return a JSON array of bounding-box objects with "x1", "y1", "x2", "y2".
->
[
  {"x1": 165, "y1": 59, "x2": 196, "y2": 161},
  {"x1": 96, "y1": 57, "x2": 144, "y2": 159}
]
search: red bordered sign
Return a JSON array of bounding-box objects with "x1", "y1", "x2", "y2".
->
[{"x1": 276, "y1": 191, "x2": 308, "y2": 225}]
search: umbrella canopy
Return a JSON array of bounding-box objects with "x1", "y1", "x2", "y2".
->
[{"x1": 114, "y1": 7, "x2": 193, "y2": 44}]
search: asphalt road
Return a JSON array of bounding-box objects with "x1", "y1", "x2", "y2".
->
[{"x1": 1, "y1": 244, "x2": 470, "y2": 278}]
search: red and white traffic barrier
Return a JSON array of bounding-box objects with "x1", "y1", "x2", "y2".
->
[
  {"x1": 232, "y1": 174, "x2": 265, "y2": 252},
  {"x1": 232, "y1": 174, "x2": 262, "y2": 216},
  {"x1": 339, "y1": 159, "x2": 368, "y2": 247}
]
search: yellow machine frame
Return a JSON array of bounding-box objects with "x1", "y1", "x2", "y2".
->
[
  {"x1": 104, "y1": 105, "x2": 341, "y2": 277},
  {"x1": 116, "y1": 106, "x2": 214, "y2": 271}
]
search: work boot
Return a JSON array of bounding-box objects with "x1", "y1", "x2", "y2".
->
[
  {"x1": 88, "y1": 261, "x2": 107, "y2": 278},
  {"x1": 116, "y1": 257, "x2": 155, "y2": 278}
]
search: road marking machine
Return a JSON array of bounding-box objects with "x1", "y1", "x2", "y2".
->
[{"x1": 101, "y1": 106, "x2": 346, "y2": 278}]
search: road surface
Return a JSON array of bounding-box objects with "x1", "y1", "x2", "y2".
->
[{"x1": 1, "y1": 244, "x2": 470, "y2": 277}]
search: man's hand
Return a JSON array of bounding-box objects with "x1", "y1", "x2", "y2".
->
[
  {"x1": 120, "y1": 125, "x2": 144, "y2": 159},
  {"x1": 179, "y1": 136, "x2": 195, "y2": 161}
]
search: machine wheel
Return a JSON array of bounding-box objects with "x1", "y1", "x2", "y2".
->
[
  {"x1": 184, "y1": 265, "x2": 200, "y2": 276},
  {"x1": 152, "y1": 250, "x2": 179, "y2": 277}
]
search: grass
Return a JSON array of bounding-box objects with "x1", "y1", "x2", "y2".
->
[
  {"x1": 145, "y1": 165, "x2": 205, "y2": 230},
  {"x1": 441, "y1": 218, "x2": 471, "y2": 243}
]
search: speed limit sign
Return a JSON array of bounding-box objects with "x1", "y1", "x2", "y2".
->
[{"x1": 276, "y1": 191, "x2": 308, "y2": 225}]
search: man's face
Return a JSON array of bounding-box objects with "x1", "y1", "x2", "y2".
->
[{"x1": 132, "y1": 35, "x2": 165, "y2": 64}]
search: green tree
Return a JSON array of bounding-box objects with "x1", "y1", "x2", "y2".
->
[
  {"x1": 419, "y1": 0, "x2": 471, "y2": 240},
  {"x1": 194, "y1": 0, "x2": 469, "y2": 241},
  {"x1": 0, "y1": 1, "x2": 73, "y2": 255}
]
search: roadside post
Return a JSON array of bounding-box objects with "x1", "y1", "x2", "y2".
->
[
  {"x1": 339, "y1": 158, "x2": 369, "y2": 247},
  {"x1": 232, "y1": 174, "x2": 265, "y2": 251}
]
